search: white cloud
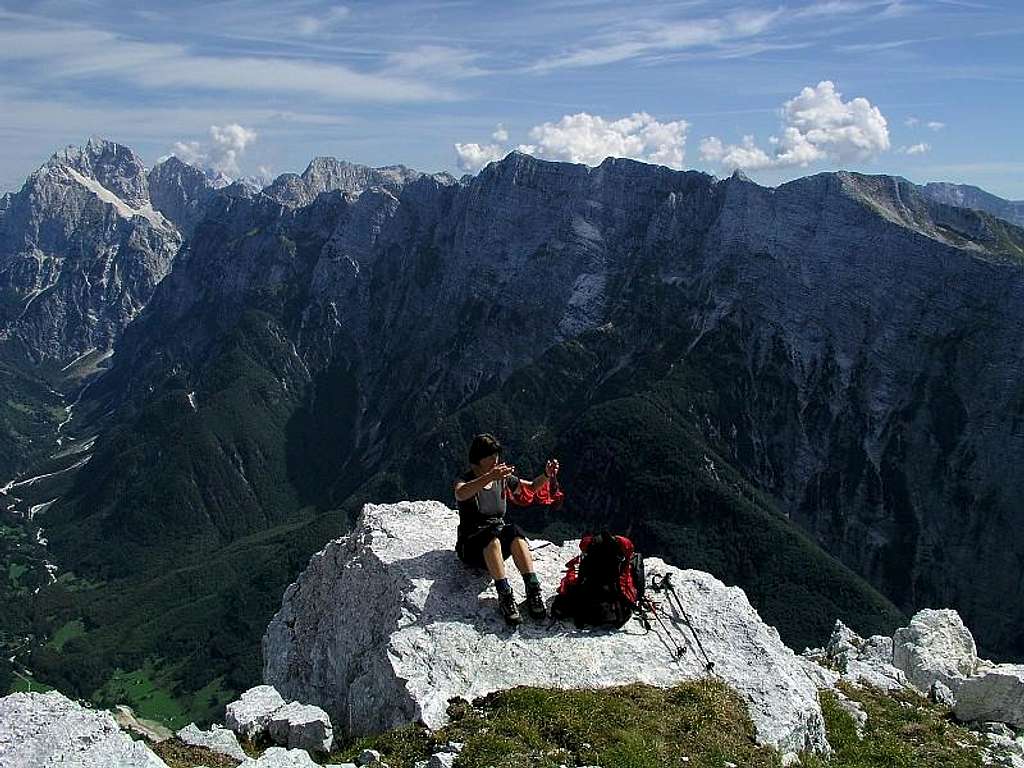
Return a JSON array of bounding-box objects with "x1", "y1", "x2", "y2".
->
[
  {"x1": 210, "y1": 124, "x2": 257, "y2": 176},
  {"x1": 453, "y1": 142, "x2": 506, "y2": 172},
  {"x1": 529, "y1": 9, "x2": 781, "y2": 71},
  {"x1": 383, "y1": 45, "x2": 486, "y2": 79},
  {"x1": 835, "y1": 32, "x2": 942, "y2": 53},
  {"x1": 294, "y1": 6, "x2": 350, "y2": 36},
  {"x1": 516, "y1": 112, "x2": 688, "y2": 169},
  {"x1": 0, "y1": 18, "x2": 455, "y2": 103},
  {"x1": 899, "y1": 142, "x2": 931, "y2": 154},
  {"x1": 170, "y1": 140, "x2": 205, "y2": 167},
  {"x1": 171, "y1": 123, "x2": 258, "y2": 177},
  {"x1": 699, "y1": 135, "x2": 777, "y2": 169},
  {"x1": 792, "y1": 0, "x2": 886, "y2": 18},
  {"x1": 905, "y1": 116, "x2": 920, "y2": 127},
  {"x1": 454, "y1": 111, "x2": 687, "y2": 172},
  {"x1": 699, "y1": 80, "x2": 890, "y2": 171},
  {"x1": 879, "y1": 0, "x2": 920, "y2": 18},
  {"x1": 255, "y1": 165, "x2": 274, "y2": 184},
  {"x1": 927, "y1": 121, "x2": 946, "y2": 131}
]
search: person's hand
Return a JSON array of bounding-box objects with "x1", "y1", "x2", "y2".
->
[
  {"x1": 545, "y1": 458, "x2": 559, "y2": 478},
  {"x1": 487, "y1": 462, "x2": 515, "y2": 482}
]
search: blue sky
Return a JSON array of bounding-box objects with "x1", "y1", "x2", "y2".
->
[{"x1": 1, "y1": 0, "x2": 1022, "y2": 198}]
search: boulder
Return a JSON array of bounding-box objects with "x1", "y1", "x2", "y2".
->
[
  {"x1": 845, "y1": 635, "x2": 908, "y2": 692},
  {"x1": 798, "y1": 654, "x2": 841, "y2": 689},
  {"x1": 177, "y1": 722, "x2": 248, "y2": 761},
  {"x1": 264, "y1": 501, "x2": 831, "y2": 755},
  {"x1": 266, "y1": 702, "x2": 334, "y2": 752},
  {"x1": 0, "y1": 690, "x2": 167, "y2": 767},
  {"x1": 226, "y1": 685, "x2": 286, "y2": 741},
  {"x1": 929, "y1": 680, "x2": 956, "y2": 708},
  {"x1": 825, "y1": 620, "x2": 861, "y2": 665},
  {"x1": 954, "y1": 665, "x2": 1024, "y2": 727},
  {"x1": 892, "y1": 609, "x2": 978, "y2": 694},
  {"x1": 815, "y1": 620, "x2": 907, "y2": 691}
]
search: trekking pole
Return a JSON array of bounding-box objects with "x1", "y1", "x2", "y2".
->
[
  {"x1": 640, "y1": 596, "x2": 686, "y2": 660},
  {"x1": 659, "y1": 573, "x2": 715, "y2": 675},
  {"x1": 644, "y1": 576, "x2": 690, "y2": 661}
]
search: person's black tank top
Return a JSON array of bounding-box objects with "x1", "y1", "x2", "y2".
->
[{"x1": 455, "y1": 468, "x2": 520, "y2": 541}]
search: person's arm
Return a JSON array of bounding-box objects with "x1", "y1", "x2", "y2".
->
[
  {"x1": 524, "y1": 472, "x2": 549, "y2": 492},
  {"x1": 454, "y1": 473, "x2": 491, "y2": 501},
  {"x1": 524, "y1": 458, "x2": 559, "y2": 491}
]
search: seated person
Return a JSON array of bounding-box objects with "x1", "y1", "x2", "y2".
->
[{"x1": 453, "y1": 432, "x2": 560, "y2": 625}]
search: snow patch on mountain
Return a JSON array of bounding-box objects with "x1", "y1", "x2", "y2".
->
[{"x1": 62, "y1": 166, "x2": 171, "y2": 230}]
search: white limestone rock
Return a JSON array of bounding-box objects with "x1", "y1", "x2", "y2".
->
[
  {"x1": 835, "y1": 694, "x2": 868, "y2": 738},
  {"x1": 263, "y1": 500, "x2": 831, "y2": 755},
  {"x1": 267, "y1": 701, "x2": 334, "y2": 753},
  {"x1": 845, "y1": 635, "x2": 908, "y2": 692},
  {"x1": 826, "y1": 620, "x2": 861, "y2": 664},
  {"x1": 226, "y1": 685, "x2": 287, "y2": 741},
  {"x1": 955, "y1": 665, "x2": 1024, "y2": 727},
  {"x1": 985, "y1": 723, "x2": 1017, "y2": 739},
  {"x1": 979, "y1": 729, "x2": 1024, "y2": 768},
  {"x1": 930, "y1": 679, "x2": 956, "y2": 708},
  {"x1": 815, "y1": 622, "x2": 905, "y2": 696},
  {"x1": 240, "y1": 746, "x2": 319, "y2": 767},
  {"x1": 893, "y1": 609, "x2": 978, "y2": 695},
  {"x1": 177, "y1": 722, "x2": 248, "y2": 761},
  {"x1": 0, "y1": 690, "x2": 168, "y2": 768},
  {"x1": 797, "y1": 653, "x2": 840, "y2": 690}
]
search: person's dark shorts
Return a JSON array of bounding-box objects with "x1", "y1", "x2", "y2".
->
[{"x1": 456, "y1": 522, "x2": 527, "y2": 569}]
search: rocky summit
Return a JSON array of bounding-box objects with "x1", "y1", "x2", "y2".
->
[
  {"x1": 0, "y1": 138, "x2": 187, "y2": 363},
  {"x1": 263, "y1": 500, "x2": 830, "y2": 755},
  {"x1": 0, "y1": 689, "x2": 167, "y2": 768}
]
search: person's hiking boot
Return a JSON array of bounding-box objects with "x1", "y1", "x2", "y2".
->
[
  {"x1": 525, "y1": 585, "x2": 547, "y2": 619},
  {"x1": 498, "y1": 590, "x2": 522, "y2": 626}
]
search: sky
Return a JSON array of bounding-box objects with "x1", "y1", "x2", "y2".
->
[{"x1": 1, "y1": 0, "x2": 1022, "y2": 199}]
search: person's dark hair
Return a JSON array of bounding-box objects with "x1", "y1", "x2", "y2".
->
[{"x1": 468, "y1": 433, "x2": 502, "y2": 465}]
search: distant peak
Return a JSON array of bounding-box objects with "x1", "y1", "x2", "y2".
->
[
  {"x1": 502, "y1": 149, "x2": 536, "y2": 164},
  {"x1": 302, "y1": 156, "x2": 350, "y2": 176},
  {"x1": 49, "y1": 137, "x2": 141, "y2": 168},
  {"x1": 151, "y1": 155, "x2": 206, "y2": 179},
  {"x1": 85, "y1": 135, "x2": 116, "y2": 151},
  {"x1": 206, "y1": 170, "x2": 234, "y2": 189},
  {"x1": 44, "y1": 137, "x2": 150, "y2": 207},
  {"x1": 301, "y1": 156, "x2": 418, "y2": 179}
]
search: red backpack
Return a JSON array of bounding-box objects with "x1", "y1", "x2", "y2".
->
[{"x1": 550, "y1": 532, "x2": 645, "y2": 628}]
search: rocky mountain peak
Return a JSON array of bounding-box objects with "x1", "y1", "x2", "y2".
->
[
  {"x1": 261, "y1": 157, "x2": 423, "y2": 208},
  {"x1": 921, "y1": 181, "x2": 1024, "y2": 228},
  {"x1": 0, "y1": 138, "x2": 183, "y2": 363},
  {"x1": 147, "y1": 156, "x2": 219, "y2": 236},
  {"x1": 263, "y1": 500, "x2": 830, "y2": 755},
  {"x1": 46, "y1": 136, "x2": 150, "y2": 208},
  {"x1": 149, "y1": 154, "x2": 201, "y2": 180}
]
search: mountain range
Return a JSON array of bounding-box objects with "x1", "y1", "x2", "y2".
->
[{"x1": 1, "y1": 137, "x2": 1022, "y2": 725}]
